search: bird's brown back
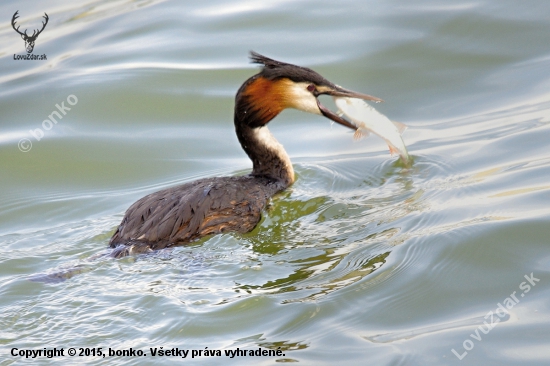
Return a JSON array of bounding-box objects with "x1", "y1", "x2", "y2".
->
[{"x1": 109, "y1": 175, "x2": 284, "y2": 255}]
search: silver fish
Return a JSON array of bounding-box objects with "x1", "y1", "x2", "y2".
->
[{"x1": 334, "y1": 97, "x2": 410, "y2": 163}]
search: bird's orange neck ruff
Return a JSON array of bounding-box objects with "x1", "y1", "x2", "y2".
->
[
  {"x1": 234, "y1": 76, "x2": 295, "y2": 186},
  {"x1": 240, "y1": 76, "x2": 295, "y2": 126}
]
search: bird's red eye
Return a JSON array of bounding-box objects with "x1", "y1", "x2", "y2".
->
[{"x1": 307, "y1": 84, "x2": 316, "y2": 92}]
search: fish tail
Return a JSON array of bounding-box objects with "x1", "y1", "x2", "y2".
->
[
  {"x1": 387, "y1": 142, "x2": 410, "y2": 164},
  {"x1": 388, "y1": 144, "x2": 399, "y2": 156}
]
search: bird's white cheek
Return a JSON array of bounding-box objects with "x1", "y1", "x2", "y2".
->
[
  {"x1": 292, "y1": 97, "x2": 322, "y2": 115},
  {"x1": 287, "y1": 83, "x2": 322, "y2": 115}
]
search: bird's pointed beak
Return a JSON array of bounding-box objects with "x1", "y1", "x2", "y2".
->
[
  {"x1": 324, "y1": 85, "x2": 384, "y2": 103},
  {"x1": 316, "y1": 85, "x2": 383, "y2": 131}
]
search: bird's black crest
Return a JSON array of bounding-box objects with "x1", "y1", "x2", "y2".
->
[
  {"x1": 249, "y1": 51, "x2": 335, "y2": 87},
  {"x1": 250, "y1": 51, "x2": 284, "y2": 68}
]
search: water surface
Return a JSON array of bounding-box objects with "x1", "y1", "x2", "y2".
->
[{"x1": 1, "y1": 0, "x2": 550, "y2": 365}]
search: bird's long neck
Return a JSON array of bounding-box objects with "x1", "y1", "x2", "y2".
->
[
  {"x1": 234, "y1": 75, "x2": 294, "y2": 187},
  {"x1": 235, "y1": 123, "x2": 294, "y2": 187}
]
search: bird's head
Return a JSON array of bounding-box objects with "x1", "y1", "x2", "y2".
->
[{"x1": 235, "y1": 52, "x2": 382, "y2": 129}]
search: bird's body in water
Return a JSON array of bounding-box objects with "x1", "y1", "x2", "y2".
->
[{"x1": 109, "y1": 52, "x2": 382, "y2": 257}]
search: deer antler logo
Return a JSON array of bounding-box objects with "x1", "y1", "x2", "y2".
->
[{"x1": 12, "y1": 10, "x2": 49, "y2": 54}]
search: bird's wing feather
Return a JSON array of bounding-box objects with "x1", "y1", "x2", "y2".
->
[{"x1": 109, "y1": 176, "x2": 280, "y2": 249}]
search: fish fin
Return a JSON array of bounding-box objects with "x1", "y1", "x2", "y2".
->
[
  {"x1": 392, "y1": 121, "x2": 408, "y2": 135},
  {"x1": 388, "y1": 144, "x2": 399, "y2": 156},
  {"x1": 354, "y1": 128, "x2": 370, "y2": 140}
]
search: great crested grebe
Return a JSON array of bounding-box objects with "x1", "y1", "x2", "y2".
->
[{"x1": 109, "y1": 52, "x2": 382, "y2": 257}]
